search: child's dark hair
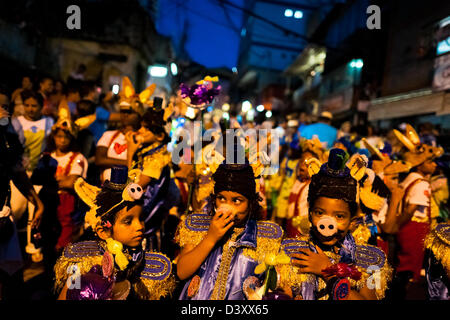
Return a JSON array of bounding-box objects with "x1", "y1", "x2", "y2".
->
[
  {"x1": 20, "y1": 89, "x2": 43, "y2": 107},
  {"x1": 141, "y1": 110, "x2": 170, "y2": 144},
  {"x1": 95, "y1": 189, "x2": 143, "y2": 226}
]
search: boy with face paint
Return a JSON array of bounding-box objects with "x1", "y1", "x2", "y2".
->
[
  {"x1": 175, "y1": 156, "x2": 283, "y2": 300},
  {"x1": 277, "y1": 148, "x2": 392, "y2": 300},
  {"x1": 54, "y1": 166, "x2": 175, "y2": 300}
]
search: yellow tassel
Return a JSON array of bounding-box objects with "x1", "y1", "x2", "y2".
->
[{"x1": 106, "y1": 238, "x2": 129, "y2": 270}]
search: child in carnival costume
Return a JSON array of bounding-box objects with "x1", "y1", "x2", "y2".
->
[
  {"x1": 175, "y1": 144, "x2": 283, "y2": 300},
  {"x1": 276, "y1": 148, "x2": 392, "y2": 300},
  {"x1": 54, "y1": 165, "x2": 176, "y2": 300},
  {"x1": 390, "y1": 124, "x2": 443, "y2": 296},
  {"x1": 350, "y1": 138, "x2": 412, "y2": 255},
  {"x1": 125, "y1": 92, "x2": 179, "y2": 252},
  {"x1": 424, "y1": 222, "x2": 450, "y2": 300},
  {"x1": 286, "y1": 137, "x2": 326, "y2": 238}
]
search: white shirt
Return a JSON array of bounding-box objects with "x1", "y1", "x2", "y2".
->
[
  {"x1": 50, "y1": 151, "x2": 88, "y2": 178},
  {"x1": 400, "y1": 172, "x2": 431, "y2": 222},
  {"x1": 97, "y1": 130, "x2": 127, "y2": 181}
]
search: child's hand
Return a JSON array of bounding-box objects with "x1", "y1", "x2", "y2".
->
[
  {"x1": 125, "y1": 132, "x2": 142, "y2": 154},
  {"x1": 0, "y1": 107, "x2": 9, "y2": 119},
  {"x1": 206, "y1": 207, "x2": 235, "y2": 244},
  {"x1": 290, "y1": 245, "x2": 333, "y2": 277}
]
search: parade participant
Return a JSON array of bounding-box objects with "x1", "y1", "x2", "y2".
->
[
  {"x1": 11, "y1": 89, "x2": 54, "y2": 173},
  {"x1": 286, "y1": 138, "x2": 325, "y2": 238},
  {"x1": 424, "y1": 223, "x2": 450, "y2": 300},
  {"x1": 272, "y1": 136, "x2": 302, "y2": 228},
  {"x1": 277, "y1": 148, "x2": 392, "y2": 300},
  {"x1": 0, "y1": 104, "x2": 44, "y2": 299},
  {"x1": 390, "y1": 124, "x2": 444, "y2": 299},
  {"x1": 33, "y1": 118, "x2": 88, "y2": 252},
  {"x1": 175, "y1": 150, "x2": 283, "y2": 300},
  {"x1": 125, "y1": 95, "x2": 177, "y2": 252},
  {"x1": 54, "y1": 165, "x2": 175, "y2": 300},
  {"x1": 96, "y1": 77, "x2": 154, "y2": 183},
  {"x1": 352, "y1": 138, "x2": 412, "y2": 249}
]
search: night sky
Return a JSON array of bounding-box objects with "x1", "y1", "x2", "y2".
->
[{"x1": 156, "y1": 0, "x2": 244, "y2": 70}]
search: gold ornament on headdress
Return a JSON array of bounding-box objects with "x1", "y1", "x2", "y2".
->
[
  {"x1": 305, "y1": 157, "x2": 322, "y2": 177},
  {"x1": 119, "y1": 76, "x2": 156, "y2": 115},
  {"x1": 362, "y1": 137, "x2": 412, "y2": 176},
  {"x1": 346, "y1": 153, "x2": 368, "y2": 181},
  {"x1": 393, "y1": 123, "x2": 444, "y2": 167},
  {"x1": 57, "y1": 98, "x2": 96, "y2": 131},
  {"x1": 300, "y1": 137, "x2": 325, "y2": 162}
]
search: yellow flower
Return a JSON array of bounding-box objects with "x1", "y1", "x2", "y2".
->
[{"x1": 264, "y1": 253, "x2": 277, "y2": 266}]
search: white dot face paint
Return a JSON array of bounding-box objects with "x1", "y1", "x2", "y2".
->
[{"x1": 316, "y1": 216, "x2": 338, "y2": 237}]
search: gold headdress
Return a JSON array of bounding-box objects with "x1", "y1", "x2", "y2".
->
[
  {"x1": 362, "y1": 137, "x2": 412, "y2": 176},
  {"x1": 119, "y1": 76, "x2": 156, "y2": 116},
  {"x1": 393, "y1": 124, "x2": 443, "y2": 168}
]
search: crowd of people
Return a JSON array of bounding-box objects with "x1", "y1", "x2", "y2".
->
[{"x1": 0, "y1": 72, "x2": 449, "y2": 301}]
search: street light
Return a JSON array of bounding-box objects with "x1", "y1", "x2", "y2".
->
[
  {"x1": 265, "y1": 111, "x2": 272, "y2": 118},
  {"x1": 256, "y1": 104, "x2": 265, "y2": 112},
  {"x1": 149, "y1": 65, "x2": 168, "y2": 78},
  {"x1": 284, "y1": 9, "x2": 293, "y2": 17},
  {"x1": 170, "y1": 63, "x2": 178, "y2": 76},
  {"x1": 242, "y1": 100, "x2": 252, "y2": 113},
  {"x1": 350, "y1": 59, "x2": 363, "y2": 69},
  {"x1": 222, "y1": 103, "x2": 230, "y2": 112},
  {"x1": 112, "y1": 84, "x2": 120, "y2": 95},
  {"x1": 294, "y1": 10, "x2": 303, "y2": 19}
]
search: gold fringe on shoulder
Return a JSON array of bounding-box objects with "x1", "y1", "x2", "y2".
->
[
  {"x1": 134, "y1": 274, "x2": 177, "y2": 300},
  {"x1": 424, "y1": 223, "x2": 450, "y2": 272},
  {"x1": 54, "y1": 252, "x2": 103, "y2": 293},
  {"x1": 175, "y1": 215, "x2": 208, "y2": 248}
]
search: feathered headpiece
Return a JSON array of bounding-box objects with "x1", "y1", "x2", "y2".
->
[
  {"x1": 362, "y1": 138, "x2": 412, "y2": 176},
  {"x1": 119, "y1": 76, "x2": 156, "y2": 116},
  {"x1": 300, "y1": 137, "x2": 326, "y2": 162},
  {"x1": 393, "y1": 124, "x2": 443, "y2": 168},
  {"x1": 53, "y1": 101, "x2": 79, "y2": 138},
  {"x1": 179, "y1": 76, "x2": 221, "y2": 109}
]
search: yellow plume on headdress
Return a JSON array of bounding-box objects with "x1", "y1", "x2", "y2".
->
[
  {"x1": 120, "y1": 76, "x2": 156, "y2": 110},
  {"x1": 393, "y1": 129, "x2": 417, "y2": 152},
  {"x1": 346, "y1": 153, "x2": 368, "y2": 181},
  {"x1": 196, "y1": 76, "x2": 219, "y2": 85},
  {"x1": 306, "y1": 157, "x2": 322, "y2": 177}
]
